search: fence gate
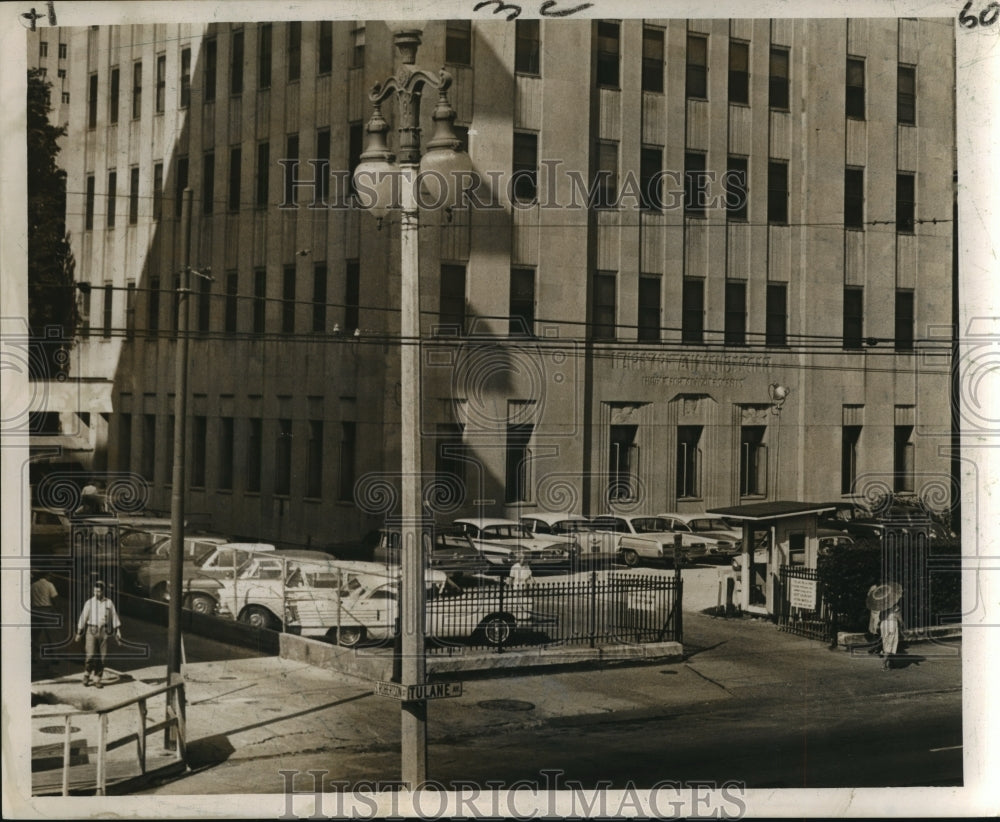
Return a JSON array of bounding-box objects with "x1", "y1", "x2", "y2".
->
[{"x1": 776, "y1": 566, "x2": 834, "y2": 642}]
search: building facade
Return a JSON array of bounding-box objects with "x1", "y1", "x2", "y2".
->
[{"x1": 61, "y1": 18, "x2": 956, "y2": 549}]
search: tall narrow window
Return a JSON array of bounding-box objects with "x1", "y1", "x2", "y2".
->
[
  {"x1": 109, "y1": 67, "x2": 119, "y2": 123},
  {"x1": 247, "y1": 418, "x2": 262, "y2": 493},
  {"x1": 351, "y1": 27, "x2": 365, "y2": 69},
  {"x1": 841, "y1": 425, "x2": 861, "y2": 494},
  {"x1": 118, "y1": 414, "x2": 132, "y2": 472},
  {"x1": 348, "y1": 123, "x2": 363, "y2": 195},
  {"x1": 897, "y1": 65, "x2": 915, "y2": 125},
  {"x1": 345, "y1": 261, "x2": 360, "y2": 331},
  {"x1": 640, "y1": 146, "x2": 663, "y2": 211},
  {"x1": 637, "y1": 276, "x2": 661, "y2": 342},
  {"x1": 505, "y1": 424, "x2": 534, "y2": 504},
  {"x1": 515, "y1": 19, "x2": 540, "y2": 75},
  {"x1": 224, "y1": 271, "x2": 238, "y2": 333},
  {"x1": 218, "y1": 417, "x2": 234, "y2": 490},
  {"x1": 769, "y1": 47, "x2": 789, "y2": 110},
  {"x1": 155, "y1": 54, "x2": 166, "y2": 113},
  {"x1": 231, "y1": 30, "x2": 244, "y2": 94},
  {"x1": 894, "y1": 424, "x2": 914, "y2": 493},
  {"x1": 282, "y1": 265, "x2": 296, "y2": 334},
  {"x1": 725, "y1": 281, "x2": 747, "y2": 346},
  {"x1": 685, "y1": 152, "x2": 708, "y2": 215},
  {"x1": 180, "y1": 48, "x2": 191, "y2": 107},
  {"x1": 767, "y1": 160, "x2": 788, "y2": 224},
  {"x1": 895, "y1": 290, "x2": 915, "y2": 351},
  {"x1": 85, "y1": 175, "x2": 95, "y2": 230},
  {"x1": 253, "y1": 268, "x2": 266, "y2": 334},
  {"x1": 608, "y1": 424, "x2": 638, "y2": 502},
  {"x1": 843, "y1": 286, "x2": 864, "y2": 349},
  {"x1": 128, "y1": 167, "x2": 139, "y2": 224},
  {"x1": 258, "y1": 23, "x2": 272, "y2": 89},
  {"x1": 164, "y1": 417, "x2": 175, "y2": 486},
  {"x1": 126, "y1": 280, "x2": 136, "y2": 339},
  {"x1": 729, "y1": 40, "x2": 749, "y2": 104},
  {"x1": 740, "y1": 425, "x2": 767, "y2": 496},
  {"x1": 39, "y1": 41, "x2": 47, "y2": 57},
  {"x1": 59, "y1": 43, "x2": 67, "y2": 59},
  {"x1": 204, "y1": 38, "x2": 217, "y2": 102},
  {"x1": 312, "y1": 263, "x2": 327, "y2": 333},
  {"x1": 256, "y1": 141, "x2": 269, "y2": 207},
  {"x1": 148, "y1": 275, "x2": 160, "y2": 333},
  {"x1": 509, "y1": 268, "x2": 535, "y2": 336},
  {"x1": 228, "y1": 146, "x2": 241, "y2": 212},
  {"x1": 306, "y1": 420, "x2": 323, "y2": 499},
  {"x1": 642, "y1": 27, "x2": 664, "y2": 92},
  {"x1": 592, "y1": 271, "x2": 616, "y2": 340},
  {"x1": 686, "y1": 34, "x2": 708, "y2": 99},
  {"x1": 152, "y1": 163, "x2": 162, "y2": 221},
  {"x1": 174, "y1": 156, "x2": 188, "y2": 219},
  {"x1": 318, "y1": 21, "x2": 333, "y2": 74},
  {"x1": 596, "y1": 141, "x2": 618, "y2": 208},
  {"x1": 106, "y1": 171, "x2": 117, "y2": 229},
  {"x1": 766, "y1": 283, "x2": 787, "y2": 347},
  {"x1": 287, "y1": 21, "x2": 302, "y2": 81},
  {"x1": 132, "y1": 60, "x2": 142, "y2": 118},
  {"x1": 846, "y1": 57, "x2": 865, "y2": 119},
  {"x1": 896, "y1": 173, "x2": 915, "y2": 233},
  {"x1": 844, "y1": 167, "x2": 864, "y2": 228},
  {"x1": 676, "y1": 426, "x2": 702, "y2": 499},
  {"x1": 596, "y1": 21, "x2": 620, "y2": 88},
  {"x1": 284, "y1": 133, "x2": 299, "y2": 206},
  {"x1": 197, "y1": 275, "x2": 211, "y2": 334},
  {"x1": 446, "y1": 20, "x2": 472, "y2": 66},
  {"x1": 439, "y1": 264, "x2": 466, "y2": 333},
  {"x1": 102, "y1": 283, "x2": 113, "y2": 338},
  {"x1": 436, "y1": 424, "x2": 465, "y2": 503},
  {"x1": 316, "y1": 128, "x2": 331, "y2": 204},
  {"x1": 512, "y1": 132, "x2": 538, "y2": 203},
  {"x1": 192, "y1": 416, "x2": 207, "y2": 488},
  {"x1": 726, "y1": 156, "x2": 748, "y2": 220},
  {"x1": 141, "y1": 415, "x2": 156, "y2": 482},
  {"x1": 339, "y1": 421, "x2": 357, "y2": 501},
  {"x1": 88, "y1": 73, "x2": 98, "y2": 128},
  {"x1": 275, "y1": 418, "x2": 292, "y2": 496},
  {"x1": 203, "y1": 152, "x2": 215, "y2": 214},
  {"x1": 682, "y1": 278, "x2": 704, "y2": 344}
]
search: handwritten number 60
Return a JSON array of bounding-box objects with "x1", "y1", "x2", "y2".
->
[{"x1": 959, "y1": 0, "x2": 1000, "y2": 27}]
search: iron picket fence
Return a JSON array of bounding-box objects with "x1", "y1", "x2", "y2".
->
[
  {"x1": 776, "y1": 565, "x2": 835, "y2": 642},
  {"x1": 423, "y1": 571, "x2": 682, "y2": 654}
]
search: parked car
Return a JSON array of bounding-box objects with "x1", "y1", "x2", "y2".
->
[
  {"x1": 518, "y1": 513, "x2": 619, "y2": 561},
  {"x1": 372, "y1": 524, "x2": 490, "y2": 573},
  {"x1": 135, "y1": 541, "x2": 275, "y2": 603},
  {"x1": 656, "y1": 513, "x2": 742, "y2": 561},
  {"x1": 731, "y1": 530, "x2": 856, "y2": 573},
  {"x1": 29, "y1": 507, "x2": 73, "y2": 556},
  {"x1": 590, "y1": 514, "x2": 708, "y2": 567},
  {"x1": 285, "y1": 566, "x2": 535, "y2": 648},
  {"x1": 453, "y1": 518, "x2": 574, "y2": 571}
]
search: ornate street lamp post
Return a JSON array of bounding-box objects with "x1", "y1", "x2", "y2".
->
[{"x1": 353, "y1": 22, "x2": 472, "y2": 788}]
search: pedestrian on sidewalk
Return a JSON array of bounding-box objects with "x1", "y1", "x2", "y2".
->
[
  {"x1": 30, "y1": 572, "x2": 60, "y2": 660},
  {"x1": 866, "y1": 582, "x2": 903, "y2": 671},
  {"x1": 865, "y1": 584, "x2": 882, "y2": 655},
  {"x1": 509, "y1": 553, "x2": 533, "y2": 588},
  {"x1": 74, "y1": 581, "x2": 122, "y2": 688}
]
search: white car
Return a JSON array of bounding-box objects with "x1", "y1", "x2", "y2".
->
[
  {"x1": 519, "y1": 513, "x2": 620, "y2": 561},
  {"x1": 656, "y1": 513, "x2": 743, "y2": 560},
  {"x1": 453, "y1": 518, "x2": 573, "y2": 571},
  {"x1": 590, "y1": 514, "x2": 708, "y2": 567}
]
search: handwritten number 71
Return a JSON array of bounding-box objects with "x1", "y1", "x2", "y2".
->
[{"x1": 959, "y1": 1, "x2": 1000, "y2": 28}]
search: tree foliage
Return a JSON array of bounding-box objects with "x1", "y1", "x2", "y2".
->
[
  {"x1": 817, "y1": 538, "x2": 882, "y2": 632},
  {"x1": 27, "y1": 68, "x2": 77, "y2": 375}
]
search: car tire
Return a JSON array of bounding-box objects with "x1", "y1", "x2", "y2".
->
[
  {"x1": 478, "y1": 614, "x2": 514, "y2": 647},
  {"x1": 184, "y1": 592, "x2": 216, "y2": 615},
  {"x1": 150, "y1": 582, "x2": 169, "y2": 602},
  {"x1": 238, "y1": 605, "x2": 281, "y2": 631},
  {"x1": 621, "y1": 549, "x2": 639, "y2": 567},
  {"x1": 330, "y1": 626, "x2": 365, "y2": 647}
]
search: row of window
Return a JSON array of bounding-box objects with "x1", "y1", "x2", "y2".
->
[
  {"x1": 117, "y1": 413, "x2": 355, "y2": 501},
  {"x1": 37, "y1": 41, "x2": 68, "y2": 59}
]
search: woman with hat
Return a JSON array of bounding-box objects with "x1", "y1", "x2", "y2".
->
[{"x1": 866, "y1": 582, "x2": 903, "y2": 671}]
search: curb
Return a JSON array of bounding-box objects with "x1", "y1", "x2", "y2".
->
[{"x1": 837, "y1": 624, "x2": 962, "y2": 649}]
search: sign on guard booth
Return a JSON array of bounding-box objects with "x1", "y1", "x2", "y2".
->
[{"x1": 374, "y1": 681, "x2": 464, "y2": 701}]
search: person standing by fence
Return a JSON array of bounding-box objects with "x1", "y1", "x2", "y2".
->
[
  {"x1": 74, "y1": 581, "x2": 122, "y2": 688},
  {"x1": 509, "y1": 554, "x2": 533, "y2": 588},
  {"x1": 30, "y1": 572, "x2": 61, "y2": 662}
]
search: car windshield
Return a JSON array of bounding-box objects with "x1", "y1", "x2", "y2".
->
[
  {"x1": 193, "y1": 544, "x2": 222, "y2": 565},
  {"x1": 690, "y1": 518, "x2": 732, "y2": 532},
  {"x1": 631, "y1": 517, "x2": 670, "y2": 533}
]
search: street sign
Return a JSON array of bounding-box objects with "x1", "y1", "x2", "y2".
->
[{"x1": 374, "y1": 680, "x2": 464, "y2": 701}]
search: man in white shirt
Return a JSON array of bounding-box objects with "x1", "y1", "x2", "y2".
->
[
  {"x1": 74, "y1": 581, "x2": 122, "y2": 688},
  {"x1": 509, "y1": 554, "x2": 533, "y2": 588}
]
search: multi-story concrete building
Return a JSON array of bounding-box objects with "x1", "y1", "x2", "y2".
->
[{"x1": 61, "y1": 18, "x2": 955, "y2": 549}]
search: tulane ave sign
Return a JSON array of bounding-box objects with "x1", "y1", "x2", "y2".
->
[{"x1": 374, "y1": 680, "x2": 463, "y2": 701}]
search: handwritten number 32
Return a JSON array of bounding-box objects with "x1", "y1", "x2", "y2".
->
[{"x1": 959, "y1": 1, "x2": 1000, "y2": 27}]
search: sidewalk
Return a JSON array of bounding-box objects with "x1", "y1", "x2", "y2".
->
[{"x1": 29, "y1": 608, "x2": 962, "y2": 795}]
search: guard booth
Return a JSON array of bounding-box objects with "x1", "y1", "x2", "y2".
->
[{"x1": 707, "y1": 501, "x2": 835, "y2": 617}]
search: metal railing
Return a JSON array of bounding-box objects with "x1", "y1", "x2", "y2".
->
[
  {"x1": 32, "y1": 681, "x2": 186, "y2": 796},
  {"x1": 776, "y1": 565, "x2": 834, "y2": 642}
]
